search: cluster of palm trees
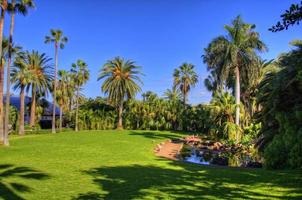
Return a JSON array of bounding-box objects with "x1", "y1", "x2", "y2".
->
[
  {"x1": 0, "y1": 0, "x2": 89, "y2": 146},
  {"x1": 11, "y1": 51, "x2": 53, "y2": 135},
  {"x1": 0, "y1": 0, "x2": 35, "y2": 146}
]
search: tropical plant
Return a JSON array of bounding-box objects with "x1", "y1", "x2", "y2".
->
[
  {"x1": 173, "y1": 63, "x2": 198, "y2": 106},
  {"x1": 203, "y1": 15, "x2": 267, "y2": 142},
  {"x1": 98, "y1": 57, "x2": 143, "y2": 129},
  {"x1": 209, "y1": 92, "x2": 239, "y2": 140},
  {"x1": 270, "y1": 1, "x2": 302, "y2": 32},
  {"x1": 256, "y1": 40, "x2": 302, "y2": 169},
  {"x1": 45, "y1": 29, "x2": 68, "y2": 134},
  {"x1": 70, "y1": 60, "x2": 89, "y2": 132},
  {"x1": 11, "y1": 56, "x2": 33, "y2": 135},
  {"x1": 163, "y1": 88, "x2": 181, "y2": 101}
]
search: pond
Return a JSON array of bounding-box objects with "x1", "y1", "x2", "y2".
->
[{"x1": 181, "y1": 141, "x2": 262, "y2": 168}]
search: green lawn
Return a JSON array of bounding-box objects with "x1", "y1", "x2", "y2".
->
[{"x1": 0, "y1": 130, "x2": 301, "y2": 200}]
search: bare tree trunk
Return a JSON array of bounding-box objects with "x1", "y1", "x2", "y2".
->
[
  {"x1": 0, "y1": 2, "x2": 6, "y2": 144},
  {"x1": 235, "y1": 66, "x2": 241, "y2": 143},
  {"x1": 59, "y1": 106, "x2": 62, "y2": 132},
  {"x1": 117, "y1": 99, "x2": 123, "y2": 130},
  {"x1": 19, "y1": 86, "x2": 25, "y2": 135},
  {"x1": 52, "y1": 43, "x2": 58, "y2": 134},
  {"x1": 30, "y1": 87, "x2": 36, "y2": 127},
  {"x1": 4, "y1": 0, "x2": 14, "y2": 146},
  {"x1": 75, "y1": 86, "x2": 79, "y2": 132},
  {"x1": 0, "y1": 62, "x2": 4, "y2": 143}
]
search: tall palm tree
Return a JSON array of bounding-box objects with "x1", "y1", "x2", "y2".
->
[
  {"x1": 70, "y1": 60, "x2": 89, "y2": 132},
  {"x1": 11, "y1": 56, "x2": 33, "y2": 135},
  {"x1": 173, "y1": 63, "x2": 198, "y2": 106},
  {"x1": 56, "y1": 70, "x2": 69, "y2": 132},
  {"x1": 203, "y1": 16, "x2": 267, "y2": 142},
  {"x1": 98, "y1": 57, "x2": 143, "y2": 129},
  {"x1": 15, "y1": 51, "x2": 53, "y2": 128},
  {"x1": 0, "y1": 0, "x2": 8, "y2": 139},
  {"x1": 3, "y1": 0, "x2": 34, "y2": 145},
  {"x1": 45, "y1": 29, "x2": 68, "y2": 134}
]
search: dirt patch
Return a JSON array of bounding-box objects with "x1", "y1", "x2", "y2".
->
[{"x1": 154, "y1": 140, "x2": 183, "y2": 160}]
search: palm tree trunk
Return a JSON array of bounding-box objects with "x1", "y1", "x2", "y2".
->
[
  {"x1": 235, "y1": 66, "x2": 240, "y2": 143},
  {"x1": 75, "y1": 86, "x2": 79, "y2": 132},
  {"x1": 19, "y1": 86, "x2": 25, "y2": 135},
  {"x1": 4, "y1": 1, "x2": 14, "y2": 146},
  {"x1": 0, "y1": 63, "x2": 4, "y2": 143},
  {"x1": 117, "y1": 99, "x2": 123, "y2": 130},
  {"x1": 0, "y1": 2, "x2": 6, "y2": 143},
  {"x1": 52, "y1": 43, "x2": 58, "y2": 133},
  {"x1": 30, "y1": 87, "x2": 36, "y2": 127},
  {"x1": 59, "y1": 106, "x2": 62, "y2": 132}
]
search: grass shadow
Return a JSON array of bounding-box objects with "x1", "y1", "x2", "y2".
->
[
  {"x1": 74, "y1": 160, "x2": 302, "y2": 199},
  {"x1": 129, "y1": 130, "x2": 191, "y2": 141},
  {"x1": 0, "y1": 164, "x2": 50, "y2": 200}
]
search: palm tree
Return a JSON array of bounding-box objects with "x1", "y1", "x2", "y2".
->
[
  {"x1": 173, "y1": 63, "x2": 198, "y2": 106},
  {"x1": 45, "y1": 29, "x2": 68, "y2": 134},
  {"x1": 163, "y1": 88, "x2": 181, "y2": 101},
  {"x1": 56, "y1": 70, "x2": 69, "y2": 132},
  {"x1": 0, "y1": 0, "x2": 8, "y2": 143},
  {"x1": 203, "y1": 16, "x2": 267, "y2": 142},
  {"x1": 70, "y1": 60, "x2": 89, "y2": 132},
  {"x1": 15, "y1": 51, "x2": 53, "y2": 128},
  {"x1": 210, "y1": 92, "x2": 238, "y2": 140},
  {"x1": 3, "y1": 0, "x2": 34, "y2": 145},
  {"x1": 0, "y1": 0, "x2": 8, "y2": 139},
  {"x1": 11, "y1": 56, "x2": 33, "y2": 135},
  {"x1": 98, "y1": 57, "x2": 143, "y2": 129}
]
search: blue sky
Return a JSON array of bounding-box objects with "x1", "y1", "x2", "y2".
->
[{"x1": 4, "y1": 0, "x2": 302, "y2": 104}]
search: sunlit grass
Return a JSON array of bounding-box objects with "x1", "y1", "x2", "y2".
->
[{"x1": 0, "y1": 130, "x2": 301, "y2": 199}]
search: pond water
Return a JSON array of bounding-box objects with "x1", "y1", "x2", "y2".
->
[
  {"x1": 185, "y1": 148, "x2": 210, "y2": 165},
  {"x1": 183, "y1": 146, "x2": 262, "y2": 168}
]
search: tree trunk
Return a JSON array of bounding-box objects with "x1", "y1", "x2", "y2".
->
[
  {"x1": 0, "y1": 2, "x2": 6, "y2": 143},
  {"x1": 52, "y1": 43, "x2": 58, "y2": 134},
  {"x1": 19, "y1": 86, "x2": 25, "y2": 135},
  {"x1": 4, "y1": 0, "x2": 13, "y2": 146},
  {"x1": 0, "y1": 62, "x2": 4, "y2": 143},
  {"x1": 59, "y1": 106, "x2": 62, "y2": 132},
  {"x1": 117, "y1": 99, "x2": 123, "y2": 130},
  {"x1": 30, "y1": 87, "x2": 36, "y2": 127},
  {"x1": 75, "y1": 86, "x2": 79, "y2": 132},
  {"x1": 235, "y1": 66, "x2": 241, "y2": 143}
]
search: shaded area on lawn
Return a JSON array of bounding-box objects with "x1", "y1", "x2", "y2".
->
[
  {"x1": 129, "y1": 131, "x2": 190, "y2": 141},
  {"x1": 74, "y1": 160, "x2": 302, "y2": 199},
  {"x1": 0, "y1": 164, "x2": 50, "y2": 200}
]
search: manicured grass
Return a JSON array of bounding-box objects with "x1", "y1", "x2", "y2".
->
[{"x1": 0, "y1": 130, "x2": 301, "y2": 199}]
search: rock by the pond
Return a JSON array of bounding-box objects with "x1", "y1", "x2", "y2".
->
[
  {"x1": 211, "y1": 156, "x2": 228, "y2": 166},
  {"x1": 246, "y1": 161, "x2": 262, "y2": 168}
]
